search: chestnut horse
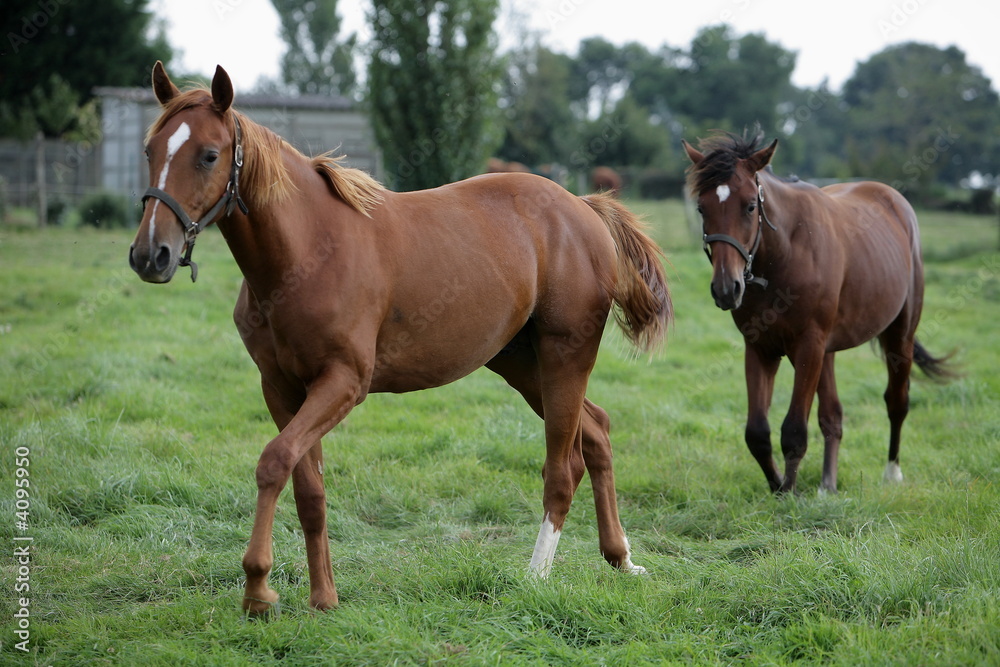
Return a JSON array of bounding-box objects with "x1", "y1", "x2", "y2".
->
[
  {"x1": 683, "y1": 132, "x2": 950, "y2": 495},
  {"x1": 129, "y1": 62, "x2": 671, "y2": 614}
]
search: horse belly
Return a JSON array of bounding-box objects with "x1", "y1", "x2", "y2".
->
[
  {"x1": 828, "y1": 260, "x2": 911, "y2": 351},
  {"x1": 369, "y1": 284, "x2": 533, "y2": 393}
]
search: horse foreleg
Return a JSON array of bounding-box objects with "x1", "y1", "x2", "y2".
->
[
  {"x1": 779, "y1": 341, "x2": 825, "y2": 494},
  {"x1": 744, "y1": 345, "x2": 783, "y2": 492},
  {"x1": 817, "y1": 352, "x2": 844, "y2": 494},
  {"x1": 242, "y1": 365, "x2": 362, "y2": 616}
]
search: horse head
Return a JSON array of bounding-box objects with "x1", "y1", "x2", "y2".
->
[
  {"x1": 129, "y1": 61, "x2": 240, "y2": 283},
  {"x1": 684, "y1": 136, "x2": 777, "y2": 310}
]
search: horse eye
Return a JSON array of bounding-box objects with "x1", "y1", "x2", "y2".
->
[
  {"x1": 696, "y1": 205, "x2": 705, "y2": 215},
  {"x1": 746, "y1": 203, "x2": 757, "y2": 215},
  {"x1": 204, "y1": 151, "x2": 219, "y2": 165}
]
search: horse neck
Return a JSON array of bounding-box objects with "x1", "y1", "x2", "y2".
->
[
  {"x1": 754, "y1": 171, "x2": 795, "y2": 265},
  {"x1": 216, "y1": 147, "x2": 346, "y2": 297}
]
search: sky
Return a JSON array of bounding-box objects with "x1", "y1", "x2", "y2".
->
[{"x1": 151, "y1": 0, "x2": 1000, "y2": 94}]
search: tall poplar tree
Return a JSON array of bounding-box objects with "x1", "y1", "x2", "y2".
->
[
  {"x1": 271, "y1": 0, "x2": 357, "y2": 97},
  {"x1": 367, "y1": 0, "x2": 503, "y2": 191}
]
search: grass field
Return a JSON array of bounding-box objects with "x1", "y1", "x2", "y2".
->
[{"x1": 1, "y1": 200, "x2": 999, "y2": 665}]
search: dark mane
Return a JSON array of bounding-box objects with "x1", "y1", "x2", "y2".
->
[{"x1": 686, "y1": 130, "x2": 766, "y2": 196}]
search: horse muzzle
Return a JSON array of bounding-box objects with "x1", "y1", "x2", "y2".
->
[
  {"x1": 710, "y1": 269, "x2": 745, "y2": 311},
  {"x1": 129, "y1": 240, "x2": 181, "y2": 283}
]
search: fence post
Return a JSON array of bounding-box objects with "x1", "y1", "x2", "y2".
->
[{"x1": 35, "y1": 131, "x2": 47, "y2": 228}]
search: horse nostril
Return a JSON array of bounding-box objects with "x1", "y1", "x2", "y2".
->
[
  {"x1": 128, "y1": 245, "x2": 139, "y2": 272},
  {"x1": 733, "y1": 280, "x2": 743, "y2": 301},
  {"x1": 154, "y1": 244, "x2": 172, "y2": 272}
]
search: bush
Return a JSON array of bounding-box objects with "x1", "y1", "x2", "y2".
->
[
  {"x1": 47, "y1": 198, "x2": 70, "y2": 226},
  {"x1": 78, "y1": 191, "x2": 132, "y2": 229}
]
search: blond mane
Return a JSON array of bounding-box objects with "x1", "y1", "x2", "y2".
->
[{"x1": 146, "y1": 88, "x2": 383, "y2": 216}]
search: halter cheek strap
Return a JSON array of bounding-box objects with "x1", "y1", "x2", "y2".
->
[
  {"x1": 702, "y1": 173, "x2": 777, "y2": 289},
  {"x1": 141, "y1": 116, "x2": 249, "y2": 282}
]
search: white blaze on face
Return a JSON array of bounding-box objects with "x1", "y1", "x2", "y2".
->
[
  {"x1": 716, "y1": 184, "x2": 731, "y2": 203},
  {"x1": 148, "y1": 122, "x2": 191, "y2": 247},
  {"x1": 528, "y1": 514, "x2": 561, "y2": 578}
]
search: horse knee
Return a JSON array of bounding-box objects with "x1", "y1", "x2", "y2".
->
[
  {"x1": 256, "y1": 442, "x2": 296, "y2": 491},
  {"x1": 745, "y1": 418, "x2": 771, "y2": 457},
  {"x1": 780, "y1": 416, "x2": 808, "y2": 460}
]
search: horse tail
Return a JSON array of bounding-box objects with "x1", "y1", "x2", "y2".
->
[
  {"x1": 913, "y1": 339, "x2": 958, "y2": 382},
  {"x1": 581, "y1": 192, "x2": 672, "y2": 353}
]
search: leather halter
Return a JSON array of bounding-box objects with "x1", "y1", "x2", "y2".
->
[
  {"x1": 702, "y1": 173, "x2": 777, "y2": 289},
  {"x1": 141, "y1": 116, "x2": 249, "y2": 282}
]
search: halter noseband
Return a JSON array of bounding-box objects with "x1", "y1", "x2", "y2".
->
[
  {"x1": 141, "y1": 116, "x2": 249, "y2": 282},
  {"x1": 702, "y1": 173, "x2": 777, "y2": 289}
]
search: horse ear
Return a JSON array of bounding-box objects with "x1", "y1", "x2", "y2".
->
[
  {"x1": 746, "y1": 138, "x2": 778, "y2": 173},
  {"x1": 211, "y1": 65, "x2": 234, "y2": 114},
  {"x1": 682, "y1": 140, "x2": 705, "y2": 165},
  {"x1": 152, "y1": 60, "x2": 180, "y2": 105}
]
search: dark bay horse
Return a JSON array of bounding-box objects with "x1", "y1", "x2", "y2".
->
[
  {"x1": 129, "y1": 62, "x2": 671, "y2": 614},
  {"x1": 683, "y1": 132, "x2": 951, "y2": 495}
]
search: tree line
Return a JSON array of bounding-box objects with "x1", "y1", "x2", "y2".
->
[{"x1": 2, "y1": 0, "x2": 998, "y2": 207}]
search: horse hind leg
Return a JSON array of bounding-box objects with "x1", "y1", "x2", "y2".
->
[
  {"x1": 817, "y1": 352, "x2": 844, "y2": 494},
  {"x1": 580, "y1": 399, "x2": 645, "y2": 573},
  {"x1": 486, "y1": 328, "x2": 640, "y2": 576},
  {"x1": 486, "y1": 333, "x2": 584, "y2": 577},
  {"x1": 879, "y1": 328, "x2": 915, "y2": 484}
]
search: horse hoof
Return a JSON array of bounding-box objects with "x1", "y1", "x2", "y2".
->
[
  {"x1": 309, "y1": 593, "x2": 339, "y2": 611},
  {"x1": 883, "y1": 461, "x2": 904, "y2": 483},
  {"x1": 243, "y1": 590, "x2": 280, "y2": 619},
  {"x1": 620, "y1": 559, "x2": 648, "y2": 575}
]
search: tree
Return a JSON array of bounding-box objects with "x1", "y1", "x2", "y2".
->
[
  {"x1": 368, "y1": 0, "x2": 503, "y2": 191},
  {"x1": 0, "y1": 0, "x2": 171, "y2": 137},
  {"x1": 671, "y1": 25, "x2": 796, "y2": 134},
  {"x1": 497, "y1": 43, "x2": 577, "y2": 166},
  {"x1": 271, "y1": 0, "x2": 357, "y2": 97},
  {"x1": 842, "y1": 43, "x2": 1000, "y2": 193}
]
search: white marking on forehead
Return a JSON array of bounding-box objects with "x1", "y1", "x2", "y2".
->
[
  {"x1": 166, "y1": 122, "x2": 191, "y2": 158},
  {"x1": 149, "y1": 122, "x2": 191, "y2": 247},
  {"x1": 716, "y1": 184, "x2": 731, "y2": 203}
]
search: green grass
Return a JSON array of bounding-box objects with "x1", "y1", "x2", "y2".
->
[{"x1": 1, "y1": 203, "x2": 999, "y2": 665}]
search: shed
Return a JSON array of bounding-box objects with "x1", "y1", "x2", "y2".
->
[{"x1": 94, "y1": 87, "x2": 380, "y2": 201}]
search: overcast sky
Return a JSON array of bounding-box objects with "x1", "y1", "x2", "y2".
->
[{"x1": 152, "y1": 0, "x2": 999, "y2": 93}]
